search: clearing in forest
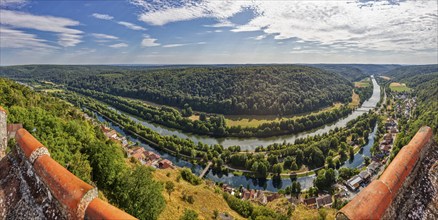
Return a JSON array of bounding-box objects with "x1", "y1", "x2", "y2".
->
[{"x1": 389, "y1": 82, "x2": 411, "y2": 92}]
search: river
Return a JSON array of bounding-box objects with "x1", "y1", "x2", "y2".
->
[
  {"x1": 94, "y1": 76, "x2": 381, "y2": 191},
  {"x1": 110, "y1": 76, "x2": 380, "y2": 150}
]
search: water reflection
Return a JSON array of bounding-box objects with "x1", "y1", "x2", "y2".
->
[{"x1": 111, "y1": 77, "x2": 380, "y2": 150}]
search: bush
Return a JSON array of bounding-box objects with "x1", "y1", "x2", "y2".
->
[
  {"x1": 180, "y1": 168, "x2": 202, "y2": 185},
  {"x1": 180, "y1": 209, "x2": 198, "y2": 220}
]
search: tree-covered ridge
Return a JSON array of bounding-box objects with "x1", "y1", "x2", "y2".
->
[
  {"x1": 307, "y1": 64, "x2": 367, "y2": 82},
  {"x1": 69, "y1": 87, "x2": 354, "y2": 138},
  {"x1": 0, "y1": 78, "x2": 165, "y2": 219},
  {"x1": 0, "y1": 65, "x2": 353, "y2": 115},
  {"x1": 384, "y1": 64, "x2": 438, "y2": 80}
]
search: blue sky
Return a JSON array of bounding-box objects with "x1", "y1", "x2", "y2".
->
[{"x1": 1, "y1": 0, "x2": 437, "y2": 65}]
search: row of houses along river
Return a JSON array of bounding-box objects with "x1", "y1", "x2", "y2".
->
[{"x1": 95, "y1": 76, "x2": 381, "y2": 192}]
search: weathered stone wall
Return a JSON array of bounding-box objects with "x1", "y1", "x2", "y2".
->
[
  {"x1": 0, "y1": 149, "x2": 68, "y2": 219},
  {"x1": 383, "y1": 138, "x2": 438, "y2": 219},
  {"x1": 0, "y1": 108, "x2": 7, "y2": 159},
  {"x1": 337, "y1": 126, "x2": 435, "y2": 220}
]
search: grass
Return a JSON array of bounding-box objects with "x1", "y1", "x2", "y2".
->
[
  {"x1": 41, "y1": 89, "x2": 64, "y2": 93},
  {"x1": 389, "y1": 82, "x2": 411, "y2": 92},
  {"x1": 349, "y1": 90, "x2": 360, "y2": 108},
  {"x1": 223, "y1": 103, "x2": 343, "y2": 128},
  {"x1": 153, "y1": 168, "x2": 243, "y2": 220},
  {"x1": 291, "y1": 204, "x2": 336, "y2": 220},
  {"x1": 354, "y1": 78, "x2": 371, "y2": 88}
]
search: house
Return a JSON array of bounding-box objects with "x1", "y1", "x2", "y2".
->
[
  {"x1": 159, "y1": 159, "x2": 173, "y2": 169},
  {"x1": 346, "y1": 175, "x2": 362, "y2": 191},
  {"x1": 255, "y1": 190, "x2": 267, "y2": 205},
  {"x1": 104, "y1": 130, "x2": 118, "y2": 139},
  {"x1": 131, "y1": 151, "x2": 146, "y2": 162},
  {"x1": 390, "y1": 127, "x2": 398, "y2": 134},
  {"x1": 358, "y1": 170, "x2": 371, "y2": 183},
  {"x1": 266, "y1": 193, "x2": 280, "y2": 202},
  {"x1": 316, "y1": 195, "x2": 333, "y2": 208},
  {"x1": 380, "y1": 144, "x2": 391, "y2": 154},
  {"x1": 303, "y1": 197, "x2": 317, "y2": 208},
  {"x1": 7, "y1": 123, "x2": 23, "y2": 140},
  {"x1": 368, "y1": 162, "x2": 380, "y2": 174},
  {"x1": 145, "y1": 151, "x2": 161, "y2": 161},
  {"x1": 383, "y1": 134, "x2": 393, "y2": 144},
  {"x1": 242, "y1": 189, "x2": 251, "y2": 200}
]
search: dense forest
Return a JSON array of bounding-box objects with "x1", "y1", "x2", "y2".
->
[
  {"x1": 69, "y1": 87, "x2": 354, "y2": 138},
  {"x1": 0, "y1": 78, "x2": 165, "y2": 219},
  {"x1": 58, "y1": 87, "x2": 377, "y2": 182},
  {"x1": 384, "y1": 64, "x2": 438, "y2": 80},
  {"x1": 308, "y1": 64, "x2": 399, "y2": 81},
  {"x1": 0, "y1": 65, "x2": 353, "y2": 115}
]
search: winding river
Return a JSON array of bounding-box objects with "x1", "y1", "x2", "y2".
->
[
  {"x1": 112, "y1": 76, "x2": 380, "y2": 150},
  {"x1": 95, "y1": 76, "x2": 381, "y2": 191}
]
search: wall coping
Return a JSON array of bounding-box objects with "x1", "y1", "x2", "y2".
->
[
  {"x1": 15, "y1": 128, "x2": 136, "y2": 220},
  {"x1": 337, "y1": 126, "x2": 433, "y2": 220}
]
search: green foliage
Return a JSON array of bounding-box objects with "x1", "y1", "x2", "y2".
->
[
  {"x1": 114, "y1": 166, "x2": 165, "y2": 220},
  {"x1": 0, "y1": 65, "x2": 353, "y2": 115},
  {"x1": 338, "y1": 167, "x2": 359, "y2": 181},
  {"x1": 180, "y1": 168, "x2": 202, "y2": 185},
  {"x1": 314, "y1": 168, "x2": 337, "y2": 191},
  {"x1": 165, "y1": 181, "x2": 175, "y2": 199},
  {"x1": 180, "y1": 209, "x2": 199, "y2": 220},
  {"x1": 0, "y1": 78, "x2": 165, "y2": 219}
]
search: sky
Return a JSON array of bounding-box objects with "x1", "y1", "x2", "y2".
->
[{"x1": 0, "y1": 0, "x2": 437, "y2": 65}]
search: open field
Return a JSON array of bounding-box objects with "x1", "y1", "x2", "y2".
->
[
  {"x1": 389, "y1": 82, "x2": 411, "y2": 92},
  {"x1": 354, "y1": 78, "x2": 371, "y2": 88},
  {"x1": 153, "y1": 168, "x2": 243, "y2": 220},
  {"x1": 349, "y1": 90, "x2": 360, "y2": 108},
  {"x1": 379, "y1": 76, "x2": 391, "y2": 80},
  {"x1": 224, "y1": 103, "x2": 343, "y2": 128},
  {"x1": 40, "y1": 89, "x2": 64, "y2": 93}
]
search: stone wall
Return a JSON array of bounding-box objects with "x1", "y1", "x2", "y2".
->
[
  {"x1": 0, "y1": 115, "x2": 137, "y2": 219},
  {"x1": 383, "y1": 137, "x2": 438, "y2": 219},
  {"x1": 0, "y1": 107, "x2": 7, "y2": 159},
  {"x1": 336, "y1": 126, "x2": 435, "y2": 220}
]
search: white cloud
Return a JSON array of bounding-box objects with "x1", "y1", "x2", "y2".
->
[
  {"x1": 214, "y1": 29, "x2": 222, "y2": 33},
  {"x1": 136, "y1": 1, "x2": 251, "y2": 26},
  {"x1": 0, "y1": 0, "x2": 27, "y2": 7},
  {"x1": 133, "y1": 0, "x2": 438, "y2": 53},
  {"x1": 117, "y1": 21, "x2": 146, "y2": 30},
  {"x1": 0, "y1": 26, "x2": 57, "y2": 50},
  {"x1": 162, "y1": 41, "x2": 207, "y2": 48},
  {"x1": 92, "y1": 13, "x2": 114, "y2": 20},
  {"x1": 249, "y1": 34, "x2": 267, "y2": 40},
  {"x1": 162, "y1": 43, "x2": 186, "y2": 48},
  {"x1": 0, "y1": 9, "x2": 82, "y2": 47},
  {"x1": 204, "y1": 20, "x2": 235, "y2": 28},
  {"x1": 141, "y1": 36, "x2": 160, "y2": 47},
  {"x1": 109, "y1": 43, "x2": 128, "y2": 48},
  {"x1": 91, "y1": 33, "x2": 118, "y2": 40}
]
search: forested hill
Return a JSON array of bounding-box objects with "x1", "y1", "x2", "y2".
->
[
  {"x1": 0, "y1": 65, "x2": 353, "y2": 116},
  {"x1": 307, "y1": 64, "x2": 400, "y2": 81},
  {"x1": 306, "y1": 64, "x2": 367, "y2": 81},
  {"x1": 383, "y1": 64, "x2": 438, "y2": 80}
]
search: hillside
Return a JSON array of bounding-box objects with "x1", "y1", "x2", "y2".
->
[
  {"x1": 307, "y1": 64, "x2": 367, "y2": 82},
  {"x1": 383, "y1": 64, "x2": 438, "y2": 80},
  {"x1": 308, "y1": 64, "x2": 399, "y2": 81},
  {"x1": 0, "y1": 65, "x2": 353, "y2": 116},
  {"x1": 153, "y1": 168, "x2": 243, "y2": 220}
]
